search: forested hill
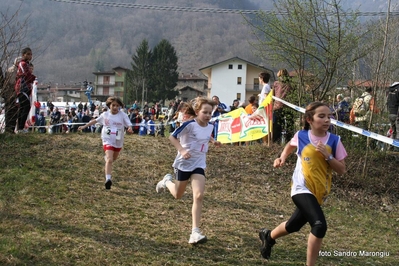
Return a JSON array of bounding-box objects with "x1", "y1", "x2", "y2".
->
[
  {"x1": 4, "y1": 0, "x2": 271, "y2": 85},
  {"x1": 3, "y1": 0, "x2": 396, "y2": 85}
]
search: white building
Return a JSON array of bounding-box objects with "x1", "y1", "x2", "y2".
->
[{"x1": 199, "y1": 56, "x2": 275, "y2": 107}]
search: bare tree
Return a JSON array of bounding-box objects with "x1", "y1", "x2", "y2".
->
[
  {"x1": 245, "y1": 0, "x2": 374, "y2": 104},
  {"x1": 0, "y1": 5, "x2": 29, "y2": 133},
  {"x1": 356, "y1": 0, "x2": 399, "y2": 176}
]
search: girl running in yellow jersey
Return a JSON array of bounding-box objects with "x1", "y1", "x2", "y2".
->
[{"x1": 259, "y1": 101, "x2": 347, "y2": 266}]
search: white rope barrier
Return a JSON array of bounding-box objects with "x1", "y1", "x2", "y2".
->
[{"x1": 273, "y1": 96, "x2": 399, "y2": 148}]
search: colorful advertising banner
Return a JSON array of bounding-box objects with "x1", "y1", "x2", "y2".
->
[{"x1": 216, "y1": 91, "x2": 273, "y2": 144}]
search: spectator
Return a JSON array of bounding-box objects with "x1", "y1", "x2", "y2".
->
[
  {"x1": 211, "y1": 95, "x2": 230, "y2": 139},
  {"x1": 132, "y1": 100, "x2": 138, "y2": 110},
  {"x1": 273, "y1": 68, "x2": 294, "y2": 143},
  {"x1": 129, "y1": 108, "x2": 142, "y2": 134},
  {"x1": 167, "y1": 101, "x2": 176, "y2": 132},
  {"x1": 351, "y1": 87, "x2": 374, "y2": 129},
  {"x1": 230, "y1": 99, "x2": 240, "y2": 111},
  {"x1": 147, "y1": 114, "x2": 156, "y2": 136},
  {"x1": 70, "y1": 101, "x2": 77, "y2": 112},
  {"x1": 2, "y1": 56, "x2": 21, "y2": 133},
  {"x1": 15, "y1": 47, "x2": 36, "y2": 133},
  {"x1": 65, "y1": 102, "x2": 70, "y2": 115},
  {"x1": 36, "y1": 111, "x2": 46, "y2": 133},
  {"x1": 334, "y1": 94, "x2": 350, "y2": 123},
  {"x1": 81, "y1": 110, "x2": 92, "y2": 133},
  {"x1": 387, "y1": 82, "x2": 399, "y2": 147},
  {"x1": 50, "y1": 107, "x2": 61, "y2": 133},
  {"x1": 245, "y1": 96, "x2": 257, "y2": 115},
  {"x1": 258, "y1": 72, "x2": 271, "y2": 104},
  {"x1": 139, "y1": 116, "x2": 149, "y2": 136},
  {"x1": 157, "y1": 117, "x2": 165, "y2": 137}
]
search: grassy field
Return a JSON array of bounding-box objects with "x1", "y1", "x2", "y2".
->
[{"x1": 0, "y1": 132, "x2": 398, "y2": 266}]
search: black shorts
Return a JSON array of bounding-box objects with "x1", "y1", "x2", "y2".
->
[{"x1": 174, "y1": 168, "x2": 205, "y2": 181}]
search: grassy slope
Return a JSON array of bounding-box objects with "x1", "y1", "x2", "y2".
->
[{"x1": 0, "y1": 133, "x2": 397, "y2": 265}]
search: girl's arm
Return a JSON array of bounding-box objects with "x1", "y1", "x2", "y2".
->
[
  {"x1": 78, "y1": 119, "x2": 97, "y2": 131},
  {"x1": 315, "y1": 141, "x2": 346, "y2": 175},
  {"x1": 326, "y1": 158, "x2": 346, "y2": 175},
  {"x1": 209, "y1": 136, "x2": 221, "y2": 147},
  {"x1": 169, "y1": 135, "x2": 189, "y2": 157},
  {"x1": 274, "y1": 141, "x2": 296, "y2": 167}
]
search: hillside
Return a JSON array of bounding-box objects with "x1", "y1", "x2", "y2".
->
[
  {"x1": 3, "y1": 0, "x2": 398, "y2": 85},
  {"x1": 4, "y1": 0, "x2": 269, "y2": 84},
  {"x1": 0, "y1": 133, "x2": 397, "y2": 265}
]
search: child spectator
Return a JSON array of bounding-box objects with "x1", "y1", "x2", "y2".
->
[
  {"x1": 15, "y1": 47, "x2": 36, "y2": 133},
  {"x1": 139, "y1": 116, "x2": 148, "y2": 136},
  {"x1": 147, "y1": 115, "x2": 156, "y2": 136}
]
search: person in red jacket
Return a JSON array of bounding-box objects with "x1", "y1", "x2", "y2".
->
[{"x1": 15, "y1": 47, "x2": 36, "y2": 133}]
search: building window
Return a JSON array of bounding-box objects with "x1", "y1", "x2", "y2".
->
[
  {"x1": 237, "y1": 77, "x2": 242, "y2": 85},
  {"x1": 103, "y1": 87, "x2": 109, "y2": 95},
  {"x1": 238, "y1": 64, "x2": 242, "y2": 69},
  {"x1": 103, "y1": 76, "x2": 110, "y2": 85},
  {"x1": 236, "y1": 93, "x2": 241, "y2": 100},
  {"x1": 228, "y1": 64, "x2": 233, "y2": 69},
  {"x1": 254, "y1": 78, "x2": 260, "y2": 90}
]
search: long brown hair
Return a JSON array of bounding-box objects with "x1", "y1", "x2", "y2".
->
[
  {"x1": 106, "y1": 96, "x2": 124, "y2": 108},
  {"x1": 303, "y1": 102, "x2": 330, "y2": 130}
]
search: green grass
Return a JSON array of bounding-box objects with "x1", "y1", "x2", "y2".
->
[{"x1": 0, "y1": 133, "x2": 398, "y2": 265}]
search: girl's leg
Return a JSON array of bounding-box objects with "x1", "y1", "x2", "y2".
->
[
  {"x1": 104, "y1": 150, "x2": 117, "y2": 189},
  {"x1": 270, "y1": 221, "x2": 289, "y2": 240},
  {"x1": 291, "y1": 194, "x2": 326, "y2": 266},
  {"x1": 307, "y1": 234, "x2": 323, "y2": 266},
  {"x1": 104, "y1": 150, "x2": 115, "y2": 175},
  {"x1": 165, "y1": 179, "x2": 188, "y2": 199},
  {"x1": 190, "y1": 174, "x2": 205, "y2": 229}
]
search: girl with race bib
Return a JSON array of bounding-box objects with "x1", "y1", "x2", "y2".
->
[
  {"x1": 78, "y1": 96, "x2": 133, "y2": 190},
  {"x1": 258, "y1": 102, "x2": 347, "y2": 266},
  {"x1": 155, "y1": 97, "x2": 221, "y2": 245}
]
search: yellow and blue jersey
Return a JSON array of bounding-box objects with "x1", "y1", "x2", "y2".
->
[{"x1": 291, "y1": 130, "x2": 340, "y2": 205}]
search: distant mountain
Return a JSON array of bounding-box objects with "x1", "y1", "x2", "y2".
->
[{"x1": 3, "y1": 0, "x2": 397, "y2": 85}]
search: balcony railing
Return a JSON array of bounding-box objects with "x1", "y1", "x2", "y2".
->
[
  {"x1": 246, "y1": 84, "x2": 260, "y2": 91},
  {"x1": 94, "y1": 82, "x2": 115, "y2": 86}
]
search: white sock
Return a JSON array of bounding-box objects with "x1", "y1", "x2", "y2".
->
[
  {"x1": 192, "y1": 227, "x2": 200, "y2": 233},
  {"x1": 106, "y1": 174, "x2": 111, "y2": 181}
]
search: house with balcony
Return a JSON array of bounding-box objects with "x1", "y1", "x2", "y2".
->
[
  {"x1": 199, "y1": 56, "x2": 275, "y2": 106},
  {"x1": 93, "y1": 66, "x2": 129, "y2": 102},
  {"x1": 36, "y1": 83, "x2": 83, "y2": 103},
  {"x1": 174, "y1": 73, "x2": 207, "y2": 102}
]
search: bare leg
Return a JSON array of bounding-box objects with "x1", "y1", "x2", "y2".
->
[
  {"x1": 104, "y1": 150, "x2": 114, "y2": 175},
  {"x1": 190, "y1": 174, "x2": 205, "y2": 229},
  {"x1": 270, "y1": 221, "x2": 289, "y2": 240},
  {"x1": 307, "y1": 233, "x2": 323, "y2": 266},
  {"x1": 166, "y1": 179, "x2": 188, "y2": 199}
]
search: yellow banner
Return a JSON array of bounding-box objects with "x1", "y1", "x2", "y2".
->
[{"x1": 216, "y1": 91, "x2": 273, "y2": 143}]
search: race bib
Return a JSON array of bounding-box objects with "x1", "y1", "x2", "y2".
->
[
  {"x1": 102, "y1": 127, "x2": 121, "y2": 142},
  {"x1": 190, "y1": 142, "x2": 208, "y2": 153}
]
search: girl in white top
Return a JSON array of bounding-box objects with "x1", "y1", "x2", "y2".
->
[
  {"x1": 78, "y1": 96, "x2": 133, "y2": 190},
  {"x1": 156, "y1": 97, "x2": 221, "y2": 245}
]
